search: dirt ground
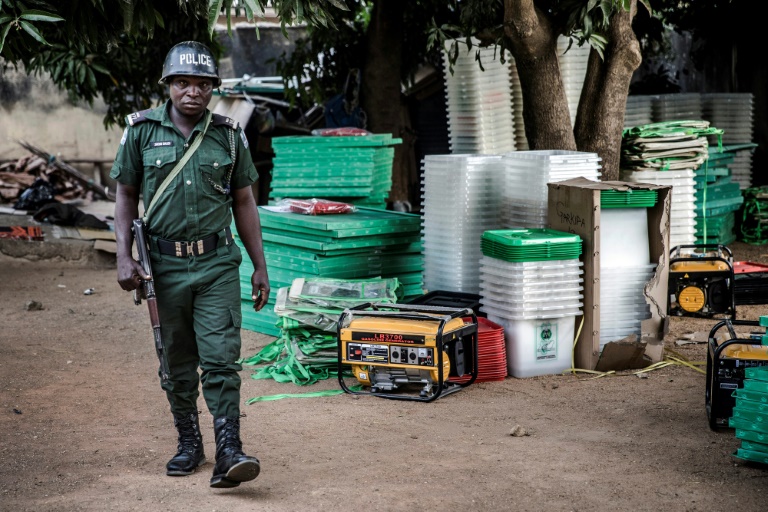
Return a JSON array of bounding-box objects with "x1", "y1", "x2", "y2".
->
[{"x1": 2, "y1": 242, "x2": 768, "y2": 512}]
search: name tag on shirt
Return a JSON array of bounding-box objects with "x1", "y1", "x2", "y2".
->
[{"x1": 152, "y1": 141, "x2": 174, "y2": 147}]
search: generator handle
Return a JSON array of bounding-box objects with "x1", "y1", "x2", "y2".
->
[
  {"x1": 457, "y1": 310, "x2": 479, "y2": 389},
  {"x1": 338, "y1": 302, "x2": 473, "y2": 328},
  {"x1": 670, "y1": 244, "x2": 733, "y2": 261},
  {"x1": 356, "y1": 301, "x2": 474, "y2": 316},
  {"x1": 669, "y1": 244, "x2": 735, "y2": 282},
  {"x1": 707, "y1": 318, "x2": 761, "y2": 344},
  {"x1": 336, "y1": 307, "x2": 355, "y2": 396}
]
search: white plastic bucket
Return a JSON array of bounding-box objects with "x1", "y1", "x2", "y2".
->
[{"x1": 488, "y1": 315, "x2": 576, "y2": 378}]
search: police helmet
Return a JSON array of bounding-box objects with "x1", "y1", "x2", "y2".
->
[{"x1": 159, "y1": 41, "x2": 221, "y2": 87}]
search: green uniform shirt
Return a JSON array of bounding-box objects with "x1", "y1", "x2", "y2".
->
[{"x1": 110, "y1": 100, "x2": 258, "y2": 241}]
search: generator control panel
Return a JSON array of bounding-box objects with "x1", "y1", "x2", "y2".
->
[{"x1": 345, "y1": 343, "x2": 436, "y2": 366}]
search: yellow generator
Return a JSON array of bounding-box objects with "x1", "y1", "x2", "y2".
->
[
  {"x1": 668, "y1": 244, "x2": 735, "y2": 318},
  {"x1": 337, "y1": 303, "x2": 478, "y2": 402}
]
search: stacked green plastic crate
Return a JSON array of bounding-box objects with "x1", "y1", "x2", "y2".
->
[
  {"x1": 269, "y1": 134, "x2": 401, "y2": 209},
  {"x1": 600, "y1": 189, "x2": 658, "y2": 209},
  {"x1": 232, "y1": 207, "x2": 424, "y2": 337},
  {"x1": 730, "y1": 367, "x2": 768, "y2": 465},
  {"x1": 728, "y1": 314, "x2": 768, "y2": 466},
  {"x1": 480, "y1": 229, "x2": 583, "y2": 262},
  {"x1": 694, "y1": 146, "x2": 747, "y2": 245}
]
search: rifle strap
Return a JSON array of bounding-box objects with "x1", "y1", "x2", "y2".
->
[{"x1": 143, "y1": 110, "x2": 212, "y2": 224}]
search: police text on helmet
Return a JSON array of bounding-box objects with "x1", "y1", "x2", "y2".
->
[{"x1": 179, "y1": 53, "x2": 212, "y2": 67}]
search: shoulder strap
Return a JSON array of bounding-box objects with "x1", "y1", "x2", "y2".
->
[
  {"x1": 212, "y1": 113, "x2": 239, "y2": 129},
  {"x1": 143, "y1": 110, "x2": 212, "y2": 224},
  {"x1": 126, "y1": 108, "x2": 153, "y2": 126}
]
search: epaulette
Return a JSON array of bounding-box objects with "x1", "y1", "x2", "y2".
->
[
  {"x1": 212, "y1": 113, "x2": 240, "y2": 130},
  {"x1": 126, "y1": 108, "x2": 153, "y2": 126}
]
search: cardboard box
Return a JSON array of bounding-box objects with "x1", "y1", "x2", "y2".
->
[{"x1": 547, "y1": 177, "x2": 671, "y2": 371}]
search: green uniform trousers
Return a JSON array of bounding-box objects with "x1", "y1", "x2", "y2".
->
[{"x1": 149, "y1": 236, "x2": 243, "y2": 418}]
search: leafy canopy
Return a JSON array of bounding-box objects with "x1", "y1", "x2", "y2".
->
[{"x1": 0, "y1": 0, "x2": 350, "y2": 126}]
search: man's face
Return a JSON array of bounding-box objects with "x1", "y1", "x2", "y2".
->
[{"x1": 168, "y1": 75, "x2": 214, "y2": 117}]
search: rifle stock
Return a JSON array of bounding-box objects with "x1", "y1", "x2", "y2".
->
[{"x1": 132, "y1": 219, "x2": 171, "y2": 384}]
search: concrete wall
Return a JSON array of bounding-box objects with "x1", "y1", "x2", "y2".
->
[{"x1": 0, "y1": 68, "x2": 124, "y2": 167}]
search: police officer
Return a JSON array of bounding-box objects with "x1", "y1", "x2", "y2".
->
[{"x1": 110, "y1": 41, "x2": 269, "y2": 489}]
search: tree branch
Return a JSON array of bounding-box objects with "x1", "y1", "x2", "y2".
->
[
  {"x1": 504, "y1": 0, "x2": 575, "y2": 150},
  {"x1": 574, "y1": 0, "x2": 642, "y2": 180}
]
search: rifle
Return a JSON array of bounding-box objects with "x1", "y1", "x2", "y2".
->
[{"x1": 132, "y1": 218, "x2": 171, "y2": 384}]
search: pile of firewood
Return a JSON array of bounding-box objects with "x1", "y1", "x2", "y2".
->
[
  {"x1": 0, "y1": 153, "x2": 94, "y2": 205},
  {"x1": 0, "y1": 143, "x2": 114, "y2": 203}
]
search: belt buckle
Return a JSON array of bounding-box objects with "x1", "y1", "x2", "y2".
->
[{"x1": 171, "y1": 238, "x2": 206, "y2": 257}]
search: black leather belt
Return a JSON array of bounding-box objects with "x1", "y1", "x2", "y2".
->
[{"x1": 155, "y1": 226, "x2": 232, "y2": 257}]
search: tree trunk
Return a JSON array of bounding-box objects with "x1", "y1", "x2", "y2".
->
[
  {"x1": 573, "y1": 1, "x2": 642, "y2": 181},
  {"x1": 503, "y1": 0, "x2": 576, "y2": 150},
  {"x1": 361, "y1": 0, "x2": 414, "y2": 206}
]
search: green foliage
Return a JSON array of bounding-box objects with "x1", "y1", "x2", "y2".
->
[
  {"x1": 0, "y1": 0, "x2": 357, "y2": 126},
  {"x1": 1, "y1": 1, "x2": 222, "y2": 127},
  {"x1": 558, "y1": 0, "x2": 651, "y2": 57},
  {"x1": 0, "y1": 2, "x2": 62, "y2": 54},
  {"x1": 274, "y1": 0, "x2": 460, "y2": 109},
  {"x1": 274, "y1": 1, "x2": 370, "y2": 109}
]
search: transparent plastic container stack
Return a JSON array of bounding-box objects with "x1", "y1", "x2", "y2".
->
[
  {"x1": 478, "y1": 228, "x2": 584, "y2": 378},
  {"x1": 442, "y1": 39, "x2": 516, "y2": 154},
  {"x1": 624, "y1": 95, "x2": 655, "y2": 130},
  {"x1": 702, "y1": 93, "x2": 755, "y2": 189},
  {"x1": 501, "y1": 150, "x2": 602, "y2": 229},
  {"x1": 620, "y1": 169, "x2": 697, "y2": 247},
  {"x1": 652, "y1": 93, "x2": 703, "y2": 122},
  {"x1": 421, "y1": 154, "x2": 505, "y2": 294},
  {"x1": 598, "y1": 190, "x2": 658, "y2": 351}
]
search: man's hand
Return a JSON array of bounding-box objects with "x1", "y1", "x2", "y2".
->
[
  {"x1": 114, "y1": 183, "x2": 149, "y2": 292},
  {"x1": 251, "y1": 270, "x2": 270, "y2": 311},
  {"x1": 117, "y1": 257, "x2": 151, "y2": 292}
]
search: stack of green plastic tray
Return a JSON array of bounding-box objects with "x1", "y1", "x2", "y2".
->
[
  {"x1": 729, "y1": 366, "x2": 768, "y2": 466},
  {"x1": 233, "y1": 207, "x2": 425, "y2": 337},
  {"x1": 694, "y1": 148, "x2": 736, "y2": 191},
  {"x1": 695, "y1": 211, "x2": 737, "y2": 245},
  {"x1": 696, "y1": 177, "x2": 740, "y2": 201},
  {"x1": 693, "y1": 147, "x2": 746, "y2": 245},
  {"x1": 481, "y1": 229, "x2": 582, "y2": 262},
  {"x1": 694, "y1": 153, "x2": 736, "y2": 188},
  {"x1": 269, "y1": 135, "x2": 401, "y2": 209},
  {"x1": 695, "y1": 180, "x2": 743, "y2": 216},
  {"x1": 600, "y1": 189, "x2": 658, "y2": 209}
]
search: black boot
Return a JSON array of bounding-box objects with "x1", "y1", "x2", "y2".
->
[
  {"x1": 166, "y1": 411, "x2": 206, "y2": 476},
  {"x1": 210, "y1": 416, "x2": 260, "y2": 488}
]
